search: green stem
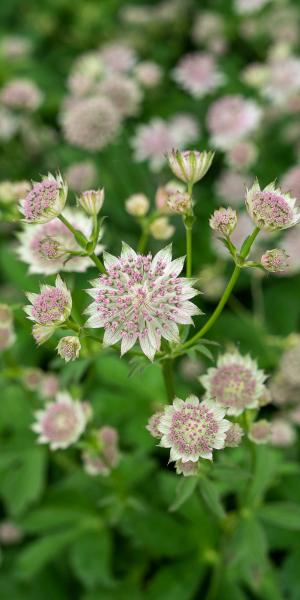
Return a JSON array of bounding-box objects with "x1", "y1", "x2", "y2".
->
[
  {"x1": 185, "y1": 226, "x2": 192, "y2": 277},
  {"x1": 59, "y1": 214, "x2": 105, "y2": 273},
  {"x1": 137, "y1": 228, "x2": 149, "y2": 254},
  {"x1": 161, "y1": 359, "x2": 175, "y2": 403},
  {"x1": 179, "y1": 227, "x2": 260, "y2": 352}
]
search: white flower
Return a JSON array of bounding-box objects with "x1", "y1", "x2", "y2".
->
[
  {"x1": 32, "y1": 392, "x2": 89, "y2": 450},
  {"x1": 245, "y1": 181, "x2": 300, "y2": 231}
]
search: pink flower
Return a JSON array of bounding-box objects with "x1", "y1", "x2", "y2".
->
[
  {"x1": 134, "y1": 61, "x2": 163, "y2": 88},
  {"x1": 146, "y1": 411, "x2": 164, "y2": 438},
  {"x1": 175, "y1": 460, "x2": 199, "y2": 476},
  {"x1": 209, "y1": 207, "x2": 237, "y2": 236},
  {"x1": 245, "y1": 181, "x2": 300, "y2": 231},
  {"x1": 168, "y1": 113, "x2": 200, "y2": 147},
  {"x1": 249, "y1": 420, "x2": 271, "y2": 444},
  {"x1": 225, "y1": 423, "x2": 244, "y2": 447},
  {"x1": 39, "y1": 373, "x2": 59, "y2": 398},
  {"x1": 281, "y1": 165, "x2": 300, "y2": 204},
  {"x1": 25, "y1": 275, "x2": 72, "y2": 345},
  {"x1": 131, "y1": 118, "x2": 174, "y2": 171},
  {"x1": 97, "y1": 75, "x2": 142, "y2": 117},
  {"x1": 215, "y1": 170, "x2": 253, "y2": 207},
  {"x1": 226, "y1": 141, "x2": 257, "y2": 170},
  {"x1": 167, "y1": 149, "x2": 214, "y2": 185},
  {"x1": 20, "y1": 173, "x2": 67, "y2": 224},
  {"x1": 57, "y1": 336, "x2": 81, "y2": 362},
  {"x1": 65, "y1": 161, "x2": 97, "y2": 193},
  {"x1": 207, "y1": 95, "x2": 262, "y2": 149},
  {"x1": 261, "y1": 249, "x2": 290, "y2": 273},
  {"x1": 173, "y1": 52, "x2": 224, "y2": 98},
  {"x1": 82, "y1": 426, "x2": 120, "y2": 476},
  {"x1": 32, "y1": 392, "x2": 89, "y2": 450},
  {"x1": 78, "y1": 189, "x2": 104, "y2": 216},
  {"x1": 85, "y1": 243, "x2": 201, "y2": 361},
  {"x1": 1, "y1": 78, "x2": 43, "y2": 111},
  {"x1": 263, "y1": 58, "x2": 300, "y2": 105},
  {"x1": 280, "y1": 225, "x2": 300, "y2": 274},
  {"x1": 270, "y1": 419, "x2": 296, "y2": 447},
  {"x1": 158, "y1": 395, "x2": 230, "y2": 462},
  {"x1": 99, "y1": 42, "x2": 137, "y2": 73}
]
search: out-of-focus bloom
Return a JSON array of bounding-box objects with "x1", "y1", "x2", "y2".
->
[
  {"x1": 270, "y1": 418, "x2": 296, "y2": 447},
  {"x1": 22, "y1": 368, "x2": 43, "y2": 391},
  {"x1": 131, "y1": 118, "x2": 174, "y2": 171},
  {"x1": 61, "y1": 96, "x2": 121, "y2": 152},
  {"x1": 57, "y1": 336, "x2": 81, "y2": 362},
  {"x1": 289, "y1": 406, "x2": 300, "y2": 425},
  {"x1": 0, "y1": 180, "x2": 30, "y2": 204},
  {"x1": 258, "y1": 387, "x2": 272, "y2": 406},
  {"x1": 226, "y1": 142, "x2": 257, "y2": 170},
  {"x1": 280, "y1": 225, "x2": 300, "y2": 274},
  {"x1": 0, "y1": 303, "x2": 13, "y2": 324},
  {"x1": 17, "y1": 209, "x2": 103, "y2": 275},
  {"x1": 0, "y1": 35, "x2": 32, "y2": 60},
  {"x1": 209, "y1": 207, "x2": 237, "y2": 237},
  {"x1": 32, "y1": 392, "x2": 89, "y2": 450},
  {"x1": 168, "y1": 113, "x2": 200, "y2": 148},
  {"x1": 134, "y1": 61, "x2": 163, "y2": 88},
  {"x1": 192, "y1": 11, "x2": 226, "y2": 55},
  {"x1": 168, "y1": 150, "x2": 214, "y2": 185},
  {"x1": 281, "y1": 165, "x2": 300, "y2": 205},
  {"x1": 99, "y1": 41, "x2": 137, "y2": 73},
  {"x1": 279, "y1": 339, "x2": 300, "y2": 387},
  {"x1": 146, "y1": 411, "x2": 164, "y2": 438},
  {"x1": 167, "y1": 191, "x2": 191, "y2": 214},
  {"x1": 198, "y1": 265, "x2": 227, "y2": 301},
  {"x1": 179, "y1": 356, "x2": 204, "y2": 380},
  {"x1": 40, "y1": 373, "x2": 59, "y2": 399},
  {"x1": 215, "y1": 170, "x2": 252, "y2": 207},
  {"x1": 97, "y1": 76, "x2": 142, "y2": 117},
  {"x1": 245, "y1": 181, "x2": 300, "y2": 232},
  {"x1": 0, "y1": 521, "x2": 23, "y2": 545},
  {"x1": 155, "y1": 180, "x2": 185, "y2": 213},
  {"x1": 0, "y1": 325, "x2": 16, "y2": 351},
  {"x1": 19, "y1": 173, "x2": 67, "y2": 224},
  {"x1": 173, "y1": 52, "x2": 224, "y2": 98},
  {"x1": 249, "y1": 420, "x2": 271, "y2": 444},
  {"x1": 0, "y1": 78, "x2": 43, "y2": 111},
  {"x1": 175, "y1": 459, "x2": 199, "y2": 476},
  {"x1": 82, "y1": 426, "x2": 120, "y2": 476},
  {"x1": 0, "y1": 107, "x2": 18, "y2": 141},
  {"x1": 263, "y1": 57, "x2": 300, "y2": 105},
  {"x1": 225, "y1": 423, "x2": 244, "y2": 447},
  {"x1": 200, "y1": 351, "x2": 267, "y2": 416},
  {"x1": 242, "y1": 62, "x2": 269, "y2": 87},
  {"x1": 67, "y1": 51, "x2": 104, "y2": 97},
  {"x1": 261, "y1": 249, "x2": 290, "y2": 272},
  {"x1": 269, "y1": 371, "x2": 300, "y2": 406},
  {"x1": 85, "y1": 244, "x2": 200, "y2": 361},
  {"x1": 235, "y1": 0, "x2": 270, "y2": 14},
  {"x1": 78, "y1": 188, "x2": 104, "y2": 216},
  {"x1": 207, "y1": 95, "x2": 262, "y2": 149},
  {"x1": 25, "y1": 275, "x2": 72, "y2": 345},
  {"x1": 149, "y1": 217, "x2": 175, "y2": 240},
  {"x1": 125, "y1": 193, "x2": 150, "y2": 217},
  {"x1": 158, "y1": 395, "x2": 230, "y2": 462},
  {"x1": 65, "y1": 161, "x2": 97, "y2": 193}
]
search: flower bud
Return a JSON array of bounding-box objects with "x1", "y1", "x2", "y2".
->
[
  {"x1": 125, "y1": 193, "x2": 149, "y2": 217},
  {"x1": 167, "y1": 191, "x2": 191, "y2": 214},
  {"x1": 248, "y1": 420, "x2": 271, "y2": 444},
  {"x1": 175, "y1": 460, "x2": 199, "y2": 476},
  {"x1": 149, "y1": 217, "x2": 175, "y2": 240},
  {"x1": 261, "y1": 248, "x2": 290, "y2": 272},
  {"x1": 167, "y1": 149, "x2": 214, "y2": 185},
  {"x1": 209, "y1": 207, "x2": 237, "y2": 236},
  {"x1": 78, "y1": 188, "x2": 104, "y2": 216},
  {"x1": 57, "y1": 336, "x2": 81, "y2": 362}
]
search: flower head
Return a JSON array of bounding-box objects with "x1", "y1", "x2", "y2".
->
[
  {"x1": 248, "y1": 420, "x2": 271, "y2": 444},
  {"x1": 40, "y1": 373, "x2": 59, "y2": 398},
  {"x1": 207, "y1": 95, "x2": 261, "y2": 149},
  {"x1": 149, "y1": 217, "x2": 175, "y2": 240},
  {"x1": 78, "y1": 188, "x2": 104, "y2": 216},
  {"x1": 261, "y1": 248, "x2": 290, "y2": 272},
  {"x1": 1, "y1": 78, "x2": 43, "y2": 111},
  {"x1": 57, "y1": 336, "x2": 81, "y2": 362},
  {"x1": 173, "y1": 52, "x2": 224, "y2": 98},
  {"x1": 155, "y1": 180, "x2": 186, "y2": 213},
  {"x1": 131, "y1": 118, "x2": 174, "y2": 171},
  {"x1": 135, "y1": 61, "x2": 162, "y2": 88},
  {"x1": 167, "y1": 191, "x2": 191, "y2": 215},
  {"x1": 20, "y1": 173, "x2": 67, "y2": 224},
  {"x1": 167, "y1": 149, "x2": 214, "y2": 185},
  {"x1": 225, "y1": 423, "x2": 244, "y2": 447},
  {"x1": 85, "y1": 244, "x2": 201, "y2": 361},
  {"x1": 209, "y1": 207, "x2": 237, "y2": 236},
  {"x1": 158, "y1": 395, "x2": 230, "y2": 462},
  {"x1": 0, "y1": 521, "x2": 23, "y2": 545},
  {"x1": 125, "y1": 193, "x2": 150, "y2": 217},
  {"x1": 0, "y1": 303, "x2": 13, "y2": 324},
  {"x1": 270, "y1": 419, "x2": 296, "y2": 447},
  {"x1": 65, "y1": 161, "x2": 97, "y2": 193},
  {"x1": 146, "y1": 411, "x2": 164, "y2": 438},
  {"x1": 200, "y1": 351, "x2": 267, "y2": 416},
  {"x1": 82, "y1": 426, "x2": 120, "y2": 476},
  {"x1": 245, "y1": 181, "x2": 300, "y2": 231},
  {"x1": 0, "y1": 325, "x2": 15, "y2": 351},
  {"x1": 25, "y1": 275, "x2": 72, "y2": 344},
  {"x1": 22, "y1": 368, "x2": 43, "y2": 391},
  {"x1": 98, "y1": 75, "x2": 142, "y2": 117},
  {"x1": 32, "y1": 392, "x2": 89, "y2": 450}
]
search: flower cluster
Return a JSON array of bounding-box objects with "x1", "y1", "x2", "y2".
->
[{"x1": 25, "y1": 275, "x2": 72, "y2": 344}]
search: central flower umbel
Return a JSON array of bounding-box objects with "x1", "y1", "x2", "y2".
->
[
  {"x1": 85, "y1": 243, "x2": 201, "y2": 360},
  {"x1": 245, "y1": 181, "x2": 300, "y2": 231}
]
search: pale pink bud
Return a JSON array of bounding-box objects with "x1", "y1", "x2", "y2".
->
[
  {"x1": 155, "y1": 180, "x2": 185, "y2": 213},
  {"x1": 167, "y1": 149, "x2": 214, "y2": 185},
  {"x1": 175, "y1": 459, "x2": 199, "y2": 476},
  {"x1": 0, "y1": 325, "x2": 15, "y2": 350},
  {"x1": 149, "y1": 217, "x2": 175, "y2": 240},
  {"x1": 125, "y1": 193, "x2": 149, "y2": 217},
  {"x1": 57, "y1": 336, "x2": 81, "y2": 362},
  {"x1": 224, "y1": 423, "x2": 244, "y2": 447},
  {"x1": 40, "y1": 374, "x2": 59, "y2": 398},
  {"x1": 261, "y1": 248, "x2": 290, "y2": 272},
  {"x1": 22, "y1": 368, "x2": 43, "y2": 391},
  {"x1": 209, "y1": 207, "x2": 237, "y2": 236},
  {"x1": 78, "y1": 188, "x2": 104, "y2": 216},
  {"x1": 248, "y1": 420, "x2": 271, "y2": 444},
  {"x1": 167, "y1": 191, "x2": 191, "y2": 214}
]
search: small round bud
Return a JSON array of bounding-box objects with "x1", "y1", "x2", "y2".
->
[
  {"x1": 149, "y1": 217, "x2": 175, "y2": 240},
  {"x1": 248, "y1": 420, "x2": 271, "y2": 444},
  {"x1": 78, "y1": 188, "x2": 104, "y2": 216},
  {"x1": 167, "y1": 149, "x2": 214, "y2": 185},
  {"x1": 22, "y1": 368, "x2": 43, "y2": 391},
  {"x1": 0, "y1": 521, "x2": 23, "y2": 545},
  {"x1": 125, "y1": 193, "x2": 149, "y2": 217},
  {"x1": 175, "y1": 460, "x2": 199, "y2": 476},
  {"x1": 261, "y1": 249, "x2": 290, "y2": 273},
  {"x1": 0, "y1": 303, "x2": 13, "y2": 325},
  {"x1": 167, "y1": 191, "x2": 191, "y2": 214},
  {"x1": 224, "y1": 423, "x2": 244, "y2": 448},
  {"x1": 257, "y1": 387, "x2": 272, "y2": 407},
  {"x1": 57, "y1": 336, "x2": 81, "y2": 362},
  {"x1": 209, "y1": 207, "x2": 237, "y2": 236}
]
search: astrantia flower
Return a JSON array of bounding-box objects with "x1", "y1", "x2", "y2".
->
[
  {"x1": 19, "y1": 173, "x2": 67, "y2": 224},
  {"x1": 78, "y1": 188, "x2": 104, "y2": 216},
  {"x1": 270, "y1": 419, "x2": 296, "y2": 447},
  {"x1": 125, "y1": 193, "x2": 150, "y2": 217},
  {"x1": 134, "y1": 61, "x2": 162, "y2": 88},
  {"x1": 149, "y1": 218, "x2": 175, "y2": 240},
  {"x1": 173, "y1": 52, "x2": 224, "y2": 98},
  {"x1": 97, "y1": 76, "x2": 142, "y2": 117},
  {"x1": 245, "y1": 181, "x2": 300, "y2": 232},
  {"x1": 146, "y1": 411, "x2": 164, "y2": 438},
  {"x1": 175, "y1": 459, "x2": 199, "y2": 476},
  {"x1": 158, "y1": 395, "x2": 230, "y2": 462},
  {"x1": 225, "y1": 423, "x2": 244, "y2": 447},
  {"x1": 168, "y1": 113, "x2": 200, "y2": 148},
  {"x1": 65, "y1": 161, "x2": 97, "y2": 193},
  {"x1": 261, "y1": 249, "x2": 290, "y2": 273},
  {"x1": 25, "y1": 275, "x2": 72, "y2": 345},
  {"x1": 209, "y1": 207, "x2": 237, "y2": 236},
  {"x1": 167, "y1": 191, "x2": 191, "y2": 215},
  {"x1": 17, "y1": 209, "x2": 103, "y2": 275},
  {"x1": 32, "y1": 392, "x2": 89, "y2": 450},
  {"x1": 207, "y1": 95, "x2": 262, "y2": 149},
  {"x1": 215, "y1": 170, "x2": 253, "y2": 207},
  {"x1": 85, "y1": 244, "x2": 201, "y2": 361},
  {"x1": 57, "y1": 336, "x2": 81, "y2": 362},
  {"x1": 248, "y1": 420, "x2": 271, "y2": 444},
  {"x1": 39, "y1": 373, "x2": 59, "y2": 399},
  {"x1": 0, "y1": 325, "x2": 15, "y2": 351},
  {"x1": 131, "y1": 118, "x2": 174, "y2": 171},
  {"x1": 263, "y1": 57, "x2": 300, "y2": 105},
  {"x1": 82, "y1": 426, "x2": 120, "y2": 476},
  {"x1": 200, "y1": 351, "x2": 267, "y2": 416},
  {"x1": 100, "y1": 41, "x2": 137, "y2": 74},
  {"x1": 0, "y1": 78, "x2": 43, "y2": 111},
  {"x1": 168, "y1": 149, "x2": 214, "y2": 185}
]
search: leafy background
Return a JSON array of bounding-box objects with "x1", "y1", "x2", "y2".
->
[{"x1": 1, "y1": 0, "x2": 300, "y2": 598}]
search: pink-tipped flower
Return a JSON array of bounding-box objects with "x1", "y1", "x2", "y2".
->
[
  {"x1": 146, "y1": 411, "x2": 164, "y2": 438},
  {"x1": 168, "y1": 149, "x2": 214, "y2": 185},
  {"x1": 1, "y1": 78, "x2": 43, "y2": 111},
  {"x1": 209, "y1": 207, "x2": 237, "y2": 236},
  {"x1": 175, "y1": 459, "x2": 199, "y2": 476},
  {"x1": 246, "y1": 181, "x2": 300, "y2": 232},
  {"x1": 125, "y1": 193, "x2": 150, "y2": 217},
  {"x1": 200, "y1": 351, "x2": 267, "y2": 416},
  {"x1": 149, "y1": 217, "x2": 175, "y2": 240},
  {"x1": 248, "y1": 420, "x2": 271, "y2": 444},
  {"x1": 78, "y1": 188, "x2": 104, "y2": 216},
  {"x1": 100, "y1": 41, "x2": 137, "y2": 73},
  {"x1": 82, "y1": 426, "x2": 120, "y2": 476},
  {"x1": 207, "y1": 95, "x2": 261, "y2": 149},
  {"x1": 224, "y1": 423, "x2": 244, "y2": 447},
  {"x1": 173, "y1": 52, "x2": 224, "y2": 98},
  {"x1": 25, "y1": 275, "x2": 72, "y2": 345},
  {"x1": 167, "y1": 191, "x2": 191, "y2": 215},
  {"x1": 261, "y1": 248, "x2": 290, "y2": 272},
  {"x1": 32, "y1": 392, "x2": 89, "y2": 450},
  {"x1": 20, "y1": 173, "x2": 67, "y2": 224},
  {"x1": 226, "y1": 141, "x2": 257, "y2": 170},
  {"x1": 57, "y1": 336, "x2": 81, "y2": 362},
  {"x1": 85, "y1": 243, "x2": 201, "y2": 361},
  {"x1": 158, "y1": 395, "x2": 230, "y2": 462},
  {"x1": 131, "y1": 118, "x2": 175, "y2": 171}
]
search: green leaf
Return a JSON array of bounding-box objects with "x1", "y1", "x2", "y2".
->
[
  {"x1": 70, "y1": 529, "x2": 114, "y2": 589},
  {"x1": 169, "y1": 476, "x2": 198, "y2": 512},
  {"x1": 0, "y1": 446, "x2": 46, "y2": 516},
  {"x1": 145, "y1": 559, "x2": 205, "y2": 600},
  {"x1": 258, "y1": 503, "x2": 300, "y2": 530},
  {"x1": 244, "y1": 446, "x2": 280, "y2": 508},
  {"x1": 198, "y1": 476, "x2": 226, "y2": 520}
]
